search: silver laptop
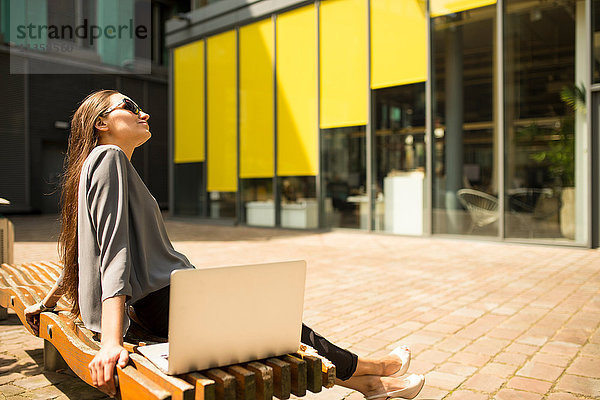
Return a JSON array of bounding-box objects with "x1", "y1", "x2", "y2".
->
[{"x1": 137, "y1": 260, "x2": 307, "y2": 375}]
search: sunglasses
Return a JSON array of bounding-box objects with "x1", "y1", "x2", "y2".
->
[{"x1": 102, "y1": 98, "x2": 143, "y2": 116}]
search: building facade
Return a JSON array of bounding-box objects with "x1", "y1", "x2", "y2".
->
[
  {"x1": 166, "y1": 0, "x2": 600, "y2": 247},
  {"x1": 0, "y1": 0, "x2": 189, "y2": 213}
]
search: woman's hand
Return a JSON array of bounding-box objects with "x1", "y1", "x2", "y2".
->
[
  {"x1": 24, "y1": 303, "x2": 42, "y2": 336},
  {"x1": 88, "y1": 343, "x2": 129, "y2": 397}
]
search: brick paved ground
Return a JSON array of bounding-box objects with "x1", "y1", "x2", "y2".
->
[{"x1": 1, "y1": 214, "x2": 599, "y2": 399}]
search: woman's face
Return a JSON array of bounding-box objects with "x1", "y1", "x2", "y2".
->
[{"x1": 98, "y1": 93, "x2": 151, "y2": 148}]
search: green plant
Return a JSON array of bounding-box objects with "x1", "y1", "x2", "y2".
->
[{"x1": 519, "y1": 84, "x2": 585, "y2": 188}]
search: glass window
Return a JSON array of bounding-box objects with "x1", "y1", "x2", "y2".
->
[
  {"x1": 173, "y1": 162, "x2": 204, "y2": 216},
  {"x1": 432, "y1": 5, "x2": 497, "y2": 236},
  {"x1": 208, "y1": 191, "x2": 236, "y2": 219},
  {"x1": 321, "y1": 126, "x2": 367, "y2": 229},
  {"x1": 279, "y1": 176, "x2": 317, "y2": 229},
  {"x1": 242, "y1": 178, "x2": 274, "y2": 227},
  {"x1": 374, "y1": 83, "x2": 426, "y2": 235},
  {"x1": 504, "y1": 0, "x2": 587, "y2": 243},
  {"x1": 594, "y1": 0, "x2": 600, "y2": 84}
]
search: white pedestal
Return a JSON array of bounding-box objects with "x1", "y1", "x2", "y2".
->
[
  {"x1": 281, "y1": 199, "x2": 318, "y2": 229},
  {"x1": 245, "y1": 201, "x2": 275, "y2": 227},
  {"x1": 384, "y1": 172, "x2": 424, "y2": 235},
  {"x1": 346, "y1": 195, "x2": 384, "y2": 230}
]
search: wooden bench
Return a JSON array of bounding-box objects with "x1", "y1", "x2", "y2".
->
[{"x1": 0, "y1": 261, "x2": 336, "y2": 400}]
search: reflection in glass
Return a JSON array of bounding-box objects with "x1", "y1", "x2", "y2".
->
[
  {"x1": 505, "y1": 0, "x2": 587, "y2": 242},
  {"x1": 279, "y1": 176, "x2": 317, "y2": 229},
  {"x1": 594, "y1": 0, "x2": 600, "y2": 83},
  {"x1": 208, "y1": 191, "x2": 236, "y2": 219},
  {"x1": 432, "y1": 5, "x2": 497, "y2": 236},
  {"x1": 173, "y1": 162, "x2": 204, "y2": 216},
  {"x1": 242, "y1": 178, "x2": 274, "y2": 227},
  {"x1": 374, "y1": 83, "x2": 426, "y2": 235},
  {"x1": 321, "y1": 126, "x2": 366, "y2": 229}
]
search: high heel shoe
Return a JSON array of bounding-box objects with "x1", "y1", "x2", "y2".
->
[
  {"x1": 388, "y1": 345, "x2": 411, "y2": 377},
  {"x1": 364, "y1": 374, "x2": 425, "y2": 400}
]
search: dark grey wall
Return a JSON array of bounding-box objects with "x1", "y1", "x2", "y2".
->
[
  {"x1": 0, "y1": 53, "x2": 170, "y2": 214},
  {"x1": 0, "y1": 52, "x2": 27, "y2": 212}
]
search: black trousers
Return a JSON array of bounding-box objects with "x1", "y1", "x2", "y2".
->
[{"x1": 130, "y1": 285, "x2": 358, "y2": 380}]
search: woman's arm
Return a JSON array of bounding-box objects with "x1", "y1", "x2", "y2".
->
[
  {"x1": 24, "y1": 279, "x2": 63, "y2": 335},
  {"x1": 88, "y1": 295, "x2": 129, "y2": 397}
]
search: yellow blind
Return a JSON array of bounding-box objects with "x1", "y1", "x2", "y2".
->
[
  {"x1": 320, "y1": 0, "x2": 367, "y2": 129},
  {"x1": 174, "y1": 40, "x2": 205, "y2": 163},
  {"x1": 371, "y1": 0, "x2": 427, "y2": 89},
  {"x1": 207, "y1": 30, "x2": 237, "y2": 192},
  {"x1": 430, "y1": 0, "x2": 496, "y2": 17},
  {"x1": 276, "y1": 4, "x2": 318, "y2": 176},
  {"x1": 240, "y1": 19, "x2": 274, "y2": 179}
]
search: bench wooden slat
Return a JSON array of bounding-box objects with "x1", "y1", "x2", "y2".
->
[
  {"x1": 294, "y1": 353, "x2": 322, "y2": 393},
  {"x1": 39, "y1": 312, "x2": 171, "y2": 400},
  {"x1": 129, "y1": 353, "x2": 195, "y2": 400},
  {"x1": 57, "y1": 314, "x2": 102, "y2": 351},
  {"x1": 281, "y1": 355, "x2": 306, "y2": 397},
  {"x1": 298, "y1": 347, "x2": 335, "y2": 388},
  {"x1": 1, "y1": 263, "x2": 35, "y2": 285},
  {"x1": 118, "y1": 364, "x2": 173, "y2": 400},
  {"x1": 227, "y1": 365, "x2": 255, "y2": 400},
  {"x1": 14, "y1": 263, "x2": 52, "y2": 285},
  {"x1": 29, "y1": 262, "x2": 59, "y2": 283},
  {"x1": 182, "y1": 372, "x2": 216, "y2": 400},
  {"x1": 204, "y1": 369, "x2": 237, "y2": 400},
  {"x1": 264, "y1": 358, "x2": 290, "y2": 400},
  {"x1": 244, "y1": 362, "x2": 273, "y2": 400}
]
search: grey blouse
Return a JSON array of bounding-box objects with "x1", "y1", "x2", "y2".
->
[{"x1": 76, "y1": 145, "x2": 193, "y2": 335}]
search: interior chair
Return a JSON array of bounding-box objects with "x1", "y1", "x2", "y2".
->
[{"x1": 456, "y1": 188, "x2": 499, "y2": 232}]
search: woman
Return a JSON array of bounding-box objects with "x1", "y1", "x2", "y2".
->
[{"x1": 25, "y1": 90, "x2": 425, "y2": 399}]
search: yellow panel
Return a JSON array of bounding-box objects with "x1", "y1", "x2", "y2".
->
[
  {"x1": 277, "y1": 4, "x2": 318, "y2": 176},
  {"x1": 207, "y1": 30, "x2": 237, "y2": 192},
  {"x1": 240, "y1": 19, "x2": 274, "y2": 178},
  {"x1": 430, "y1": 0, "x2": 496, "y2": 17},
  {"x1": 320, "y1": 0, "x2": 367, "y2": 129},
  {"x1": 371, "y1": 0, "x2": 427, "y2": 89},
  {"x1": 174, "y1": 41, "x2": 204, "y2": 163}
]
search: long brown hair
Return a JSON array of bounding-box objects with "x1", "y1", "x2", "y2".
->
[{"x1": 59, "y1": 89, "x2": 118, "y2": 316}]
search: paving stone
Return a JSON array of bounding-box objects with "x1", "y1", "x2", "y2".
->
[
  {"x1": 0, "y1": 384, "x2": 25, "y2": 396},
  {"x1": 581, "y1": 343, "x2": 600, "y2": 358},
  {"x1": 566, "y1": 356, "x2": 600, "y2": 378},
  {"x1": 517, "y1": 361, "x2": 564, "y2": 382},
  {"x1": 435, "y1": 362, "x2": 477, "y2": 377},
  {"x1": 555, "y1": 374, "x2": 600, "y2": 397},
  {"x1": 540, "y1": 341, "x2": 581, "y2": 358},
  {"x1": 0, "y1": 373, "x2": 25, "y2": 386},
  {"x1": 415, "y1": 349, "x2": 452, "y2": 365},
  {"x1": 507, "y1": 376, "x2": 553, "y2": 394},
  {"x1": 553, "y1": 329, "x2": 593, "y2": 346},
  {"x1": 461, "y1": 373, "x2": 504, "y2": 393},
  {"x1": 478, "y1": 362, "x2": 518, "y2": 378},
  {"x1": 444, "y1": 390, "x2": 488, "y2": 400},
  {"x1": 495, "y1": 388, "x2": 543, "y2": 400},
  {"x1": 505, "y1": 342, "x2": 539, "y2": 356},
  {"x1": 29, "y1": 384, "x2": 65, "y2": 399},
  {"x1": 545, "y1": 393, "x2": 583, "y2": 400},
  {"x1": 528, "y1": 352, "x2": 572, "y2": 368},
  {"x1": 492, "y1": 351, "x2": 529, "y2": 366},
  {"x1": 423, "y1": 371, "x2": 466, "y2": 391},
  {"x1": 448, "y1": 352, "x2": 491, "y2": 368},
  {"x1": 412, "y1": 384, "x2": 446, "y2": 400},
  {"x1": 12, "y1": 374, "x2": 52, "y2": 390}
]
